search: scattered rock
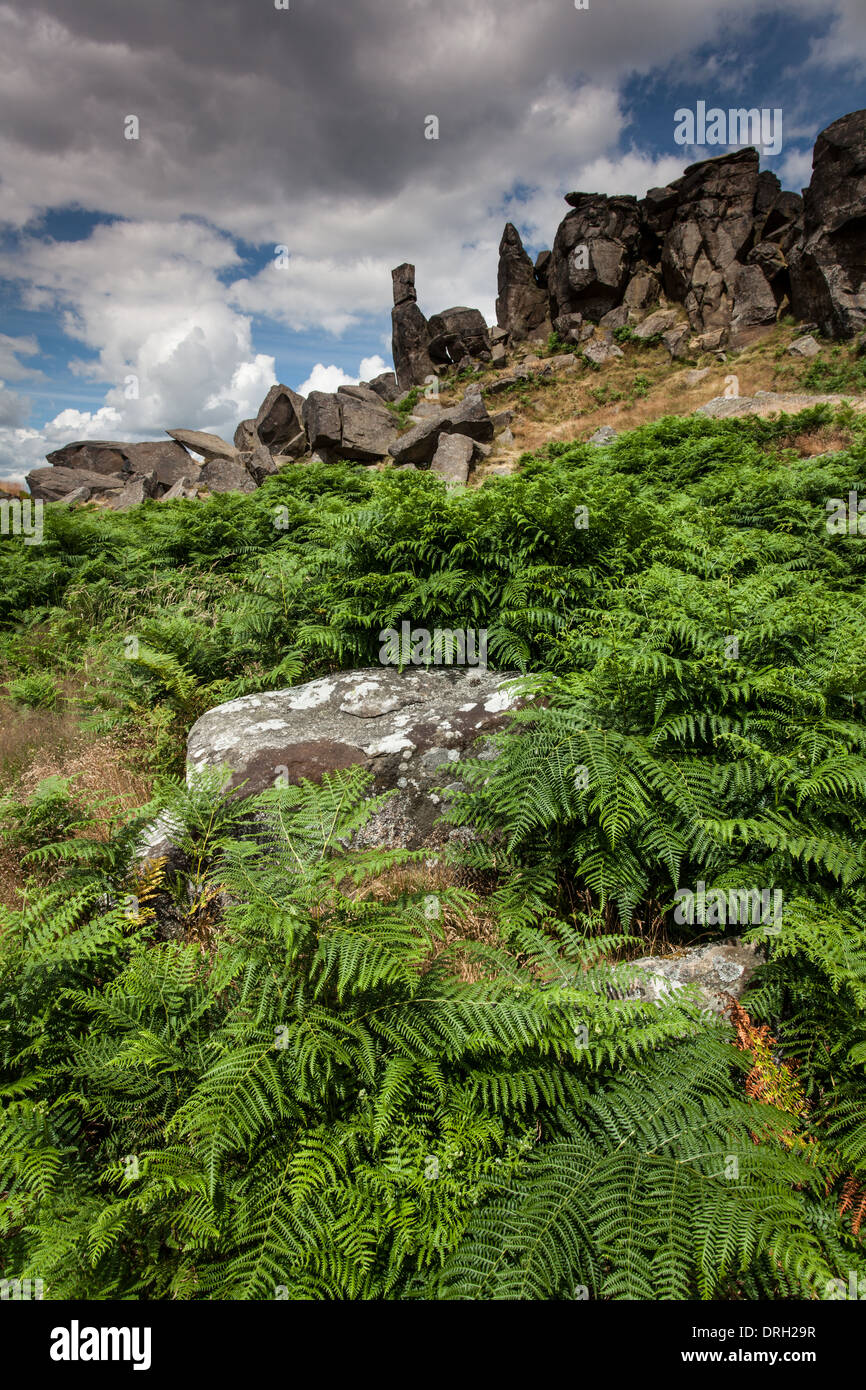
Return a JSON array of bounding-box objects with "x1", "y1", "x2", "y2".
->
[
  {"x1": 338, "y1": 394, "x2": 399, "y2": 462},
  {"x1": 588, "y1": 425, "x2": 618, "y2": 445},
  {"x1": 582, "y1": 339, "x2": 624, "y2": 367},
  {"x1": 185, "y1": 667, "x2": 523, "y2": 850},
  {"x1": 684, "y1": 368, "x2": 711, "y2": 385},
  {"x1": 303, "y1": 391, "x2": 343, "y2": 456},
  {"x1": 788, "y1": 334, "x2": 821, "y2": 358},
  {"x1": 625, "y1": 938, "x2": 760, "y2": 1015},
  {"x1": 430, "y1": 433, "x2": 474, "y2": 485},
  {"x1": 632, "y1": 308, "x2": 681, "y2": 340}
]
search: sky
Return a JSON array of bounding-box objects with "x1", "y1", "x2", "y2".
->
[{"x1": 0, "y1": 0, "x2": 863, "y2": 484}]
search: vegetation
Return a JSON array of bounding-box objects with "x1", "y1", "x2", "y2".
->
[{"x1": 1, "y1": 403, "x2": 865, "y2": 1299}]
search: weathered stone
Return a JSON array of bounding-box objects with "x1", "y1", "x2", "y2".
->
[
  {"x1": 684, "y1": 368, "x2": 711, "y2": 385},
  {"x1": 588, "y1": 425, "x2": 618, "y2": 445},
  {"x1": 789, "y1": 109, "x2": 866, "y2": 338},
  {"x1": 255, "y1": 384, "x2": 307, "y2": 456},
  {"x1": 55, "y1": 486, "x2": 93, "y2": 507},
  {"x1": 495, "y1": 222, "x2": 551, "y2": 342},
  {"x1": 534, "y1": 249, "x2": 552, "y2": 290},
  {"x1": 659, "y1": 149, "x2": 760, "y2": 335},
  {"x1": 338, "y1": 394, "x2": 399, "y2": 462},
  {"x1": 107, "y1": 473, "x2": 157, "y2": 510},
  {"x1": 26, "y1": 466, "x2": 125, "y2": 502},
  {"x1": 430, "y1": 432, "x2": 474, "y2": 485},
  {"x1": 159, "y1": 478, "x2": 199, "y2": 502},
  {"x1": 728, "y1": 263, "x2": 778, "y2": 348},
  {"x1": 392, "y1": 295, "x2": 435, "y2": 390},
  {"x1": 234, "y1": 419, "x2": 258, "y2": 451},
  {"x1": 788, "y1": 334, "x2": 821, "y2": 358},
  {"x1": 549, "y1": 193, "x2": 643, "y2": 322},
  {"x1": 427, "y1": 307, "x2": 490, "y2": 360},
  {"x1": 166, "y1": 429, "x2": 238, "y2": 463},
  {"x1": 491, "y1": 342, "x2": 507, "y2": 365},
  {"x1": 241, "y1": 443, "x2": 281, "y2": 484},
  {"x1": 44, "y1": 438, "x2": 195, "y2": 491},
  {"x1": 185, "y1": 667, "x2": 523, "y2": 850},
  {"x1": 623, "y1": 266, "x2": 661, "y2": 315},
  {"x1": 303, "y1": 391, "x2": 343, "y2": 455},
  {"x1": 367, "y1": 371, "x2": 400, "y2": 402},
  {"x1": 599, "y1": 305, "x2": 630, "y2": 331},
  {"x1": 553, "y1": 311, "x2": 584, "y2": 344},
  {"x1": 337, "y1": 384, "x2": 387, "y2": 407},
  {"x1": 662, "y1": 324, "x2": 690, "y2": 359},
  {"x1": 198, "y1": 458, "x2": 257, "y2": 494},
  {"x1": 582, "y1": 339, "x2": 624, "y2": 366},
  {"x1": 623, "y1": 938, "x2": 760, "y2": 1015},
  {"x1": 392, "y1": 263, "x2": 417, "y2": 305},
  {"x1": 388, "y1": 395, "x2": 493, "y2": 467}
]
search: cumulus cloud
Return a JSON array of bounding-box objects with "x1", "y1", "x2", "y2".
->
[
  {"x1": 296, "y1": 355, "x2": 389, "y2": 396},
  {"x1": 0, "y1": 0, "x2": 860, "y2": 481}
]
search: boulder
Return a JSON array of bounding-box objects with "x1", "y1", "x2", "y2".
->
[
  {"x1": 391, "y1": 264, "x2": 436, "y2": 389},
  {"x1": 234, "y1": 419, "x2": 258, "y2": 451},
  {"x1": 198, "y1": 458, "x2": 257, "y2": 494},
  {"x1": 338, "y1": 394, "x2": 399, "y2": 462},
  {"x1": 388, "y1": 396, "x2": 494, "y2": 467},
  {"x1": 430, "y1": 433, "x2": 474, "y2": 485},
  {"x1": 44, "y1": 438, "x2": 195, "y2": 491},
  {"x1": 534, "y1": 249, "x2": 552, "y2": 291},
  {"x1": 622, "y1": 266, "x2": 661, "y2": 315},
  {"x1": 303, "y1": 391, "x2": 343, "y2": 455},
  {"x1": 588, "y1": 425, "x2": 618, "y2": 445},
  {"x1": 495, "y1": 222, "x2": 551, "y2": 342},
  {"x1": 108, "y1": 473, "x2": 157, "y2": 510},
  {"x1": 662, "y1": 324, "x2": 690, "y2": 359},
  {"x1": 552, "y1": 311, "x2": 584, "y2": 345},
  {"x1": 599, "y1": 305, "x2": 630, "y2": 332},
  {"x1": 26, "y1": 466, "x2": 125, "y2": 502},
  {"x1": 623, "y1": 938, "x2": 760, "y2": 1016},
  {"x1": 789, "y1": 109, "x2": 866, "y2": 339},
  {"x1": 241, "y1": 443, "x2": 281, "y2": 484},
  {"x1": 728, "y1": 264, "x2": 778, "y2": 348},
  {"x1": 549, "y1": 193, "x2": 643, "y2": 322},
  {"x1": 255, "y1": 384, "x2": 307, "y2": 456},
  {"x1": 166, "y1": 429, "x2": 238, "y2": 463},
  {"x1": 159, "y1": 478, "x2": 199, "y2": 503},
  {"x1": 367, "y1": 371, "x2": 400, "y2": 402},
  {"x1": 632, "y1": 308, "x2": 682, "y2": 341},
  {"x1": 788, "y1": 334, "x2": 821, "y2": 358},
  {"x1": 185, "y1": 667, "x2": 523, "y2": 850},
  {"x1": 582, "y1": 339, "x2": 624, "y2": 367},
  {"x1": 426, "y1": 307, "x2": 491, "y2": 362}
]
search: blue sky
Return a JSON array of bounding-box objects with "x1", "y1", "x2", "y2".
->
[{"x1": 0, "y1": 0, "x2": 863, "y2": 483}]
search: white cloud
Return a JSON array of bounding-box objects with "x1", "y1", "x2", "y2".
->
[{"x1": 296, "y1": 354, "x2": 389, "y2": 396}]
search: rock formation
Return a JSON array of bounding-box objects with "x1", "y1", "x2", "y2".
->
[
  {"x1": 495, "y1": 222, "x2": 550, "y2": 342},
  {"x1": 391, "y1": 262, "x2": 435, "y2": 390},
  {"x1": 789, "y1": 109, "x2": 866, "y2": 338}
]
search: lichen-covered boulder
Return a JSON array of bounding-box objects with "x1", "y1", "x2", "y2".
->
[{"x1": 186, "y1": 667, "x2": 522, "y2": 849}]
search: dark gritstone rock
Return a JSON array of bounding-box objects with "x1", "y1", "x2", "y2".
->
[
  {"x1": 198, "y1": 458, "x2": 258, "y2": 494},
  {"x1": 392, "y1": 297, "x2": 435, "y2": 390},
  {"x1": 367, "y1": 371, "x2": 400, "y2": 402},
  {"x1": 426, "y1": 307, "x2": 490, "y2": 360},
  {"x1": 388, "y1": 394, "x2": 494, "y2": 467},
  {"x1": 27, "y1": 466, "x2": 126, "y2": 502},
  {"x1": 728, "y1": 263, "x2": 779, "y2": 347},
  {"x1": 548, "y1": 194, "x2": 642, "y2": 323},
  {"x1": 430, "y1": 432, "x2": 474, "y2": 485},
  {"x1": 234, "y1": 419, "x2": 258, "y2": 451},
  {"x1": 44, "y1": 438, "x2": 195, "y2": 489},
  {"x1": 165, "y1": 429, "x2": 238, "y2": 463},
  {"x1": 392, "y1": 262, "x2": 417, "y2": 305},
  {"x1": 303, "y1": 391, "x2": 343, "y2": 455},
  {"x1": 337, "y1": 394, "x2": 399, "y2": 462},
  {"x1": 658, "y1": 149, "x2": 760, "y2": 335},
  {"x1": 255, "y1": 384, "x2": 307, "y2": 456},
  {"x1": 185, "y1": 667, "x2": 523, "y2": 849},
  {"x1": 789, "y1": 109, "x2": 866, "y2": 339},
  {"x1": 496, "y1": 222, "x2": 551, "y2": 341}
]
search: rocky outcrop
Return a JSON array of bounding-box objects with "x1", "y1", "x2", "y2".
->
[
  {"x1": 388, "y1": 395, "x2": 494, "y2": 468},
  {"x1": 548, "y1": 194, "x2": 642, "y2": 324},
  {"x1": 495, "y1": 223, "x2": 550, "y2": 342},
  {"x1": 185, "y1": 667, "x2": 522, "y2": 850},
  {"x1": 391, "y1": 262, "x2": 435, "y2": 390},
  {"x1": 789, "y1": 109, "x2": 866, "y2": 339},
  {"x1": 27, "y1": 466, "x2": 127, "y2": 503}
]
